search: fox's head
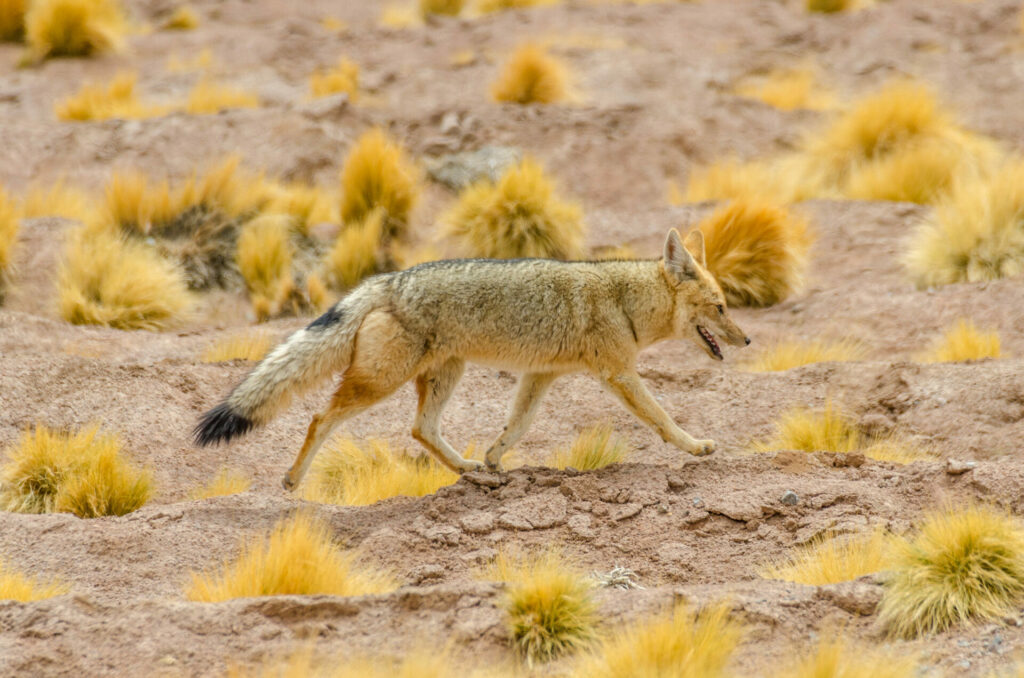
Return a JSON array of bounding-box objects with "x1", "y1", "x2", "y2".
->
[{"x1": 661, "y1": 228, "x2": 750, "y2": 361}]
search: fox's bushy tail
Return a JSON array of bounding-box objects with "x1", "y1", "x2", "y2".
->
[{"x1": 193, "y1": 287, "x2": 377, "y2": 446}]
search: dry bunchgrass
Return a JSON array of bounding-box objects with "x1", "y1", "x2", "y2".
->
[
  {"x1": 735, "y1": 66, "x2": 834, "y2": 111},
  {"x1": 325, "y1": 208, "x2": 385, "y2": 290},
  {"x1": 0, "y1": 425, "x2": 152, "y2": 517},
  {"x1": 482, "y1": 548, "x2": 598, "y2": 664},
  {"x1": 185, "y1": 78, "x2": 259, "y2": 115},
  {"x1": 20, "y1": 178, "x2": 94, "y2": 220},
  {"x1": 100, "y1": 169, "x2": 177, "y2": 233},
  {"x1": 201, "y1": 332, "x2": 272, "y2": 363},
  {"x1": 0, "y1": 0, "x2": 25, "y2": 41},
  {"x1": 844, "y1": 139, "x2": 981, "y2": 204},
  {"x1": 491, "y1": 43, "x2": 567, "y2": 104},
  {"x1": 304, "y1": 438, "x2": 460, "y2": 506},
  {"x1": 477, "y1": 0, "x2": 558, "y2": 13},
  {"x1": 905, "y1": 161, "x2": 1024, "y2": 288},
  {"x1": 444, "y1": 157, "x2": 584, "y2": 260},
  {"x1": 163, "y1": 4, "x2": 198, "y2": 30},
  {"x1": 24, "y1": 0, "x2": 125, "y2": 60},
  {"x1": 419, "y1": 0, "x2": 463, "y2": 17},
  {"x1": 379, "y1": 4, "x2": 419, "y2": 29},
  {"x1": 760, "y1": 529, "x2": 894, "y2": 585},
  {"x1": 186, "y1": 512, "x2": 397, "y2": 601},
  {"x1": 339, "y1": 128, "x2": 419, "y2": 238},
  {"x1": 550, "y1": 424, "x2": 630, "y2": 471},
  {"x1": 236, "y1": 215, "x2": 295, "y2": 321},
  {"x1": 0, "y1": 559, "x2": 68, "y2": 601},
  {"x1": 778, "y1": 636, "x2": 919, "y2": 678},
  {"x1": 742, "y1": 337, "x2": 866, "y2": 372},
  {"x1": 676, "y1": 155, "x2": 817, "y2": 205},
  {"x1": 879, "y1": 504, "x2": 1024, "y2": 638},
  {"x1": 58, "y1": 228, "x2": 192, "y2": 329},
  {"x1": 572, "y1": 602, "x2": 742, "y2": 678},
  {"x1": 267, "y1": 182, "x2": 334, "y2": 235},
  {"x1": 0, "y1": 185, "x2": 19, "y2": 304},
  {"x1": 917, "y1": 318, "x2": 1001, "y2": 364},
  {"x1": 697, "y1": 199, "x2": 813, "y2": 307},
  {"x1": 310, "y1": 58, "x2": 359, "y2": 100},
  {"x1": 189, "y1": 468, "x2": 251, "y2": 499},
  {"x1": 56, "y1": 71, "x2": 168, "y2": 121},
  {"x1": 806, "y1": 0, "x2": 855, "y2": 12}
]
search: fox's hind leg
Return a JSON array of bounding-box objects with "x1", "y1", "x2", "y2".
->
[
  {"x1": 484, "y1": 372, "x2": 557, "y2": 471},
  {"x1": 413, "y1": 358, "x2": 483, "y2": 473}
]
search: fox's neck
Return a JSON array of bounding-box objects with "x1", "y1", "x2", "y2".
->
[{"x1": 606, "y1": 260, "x2": 676, "y2": 348}]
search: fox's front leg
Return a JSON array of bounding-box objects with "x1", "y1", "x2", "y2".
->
[{"x1": 602, "y1": 370, "x2": 715, "y2": 456}]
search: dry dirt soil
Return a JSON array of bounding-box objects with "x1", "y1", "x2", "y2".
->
[{"x1": 2, "y1": 0, "x2": 1024, "y2": 676}]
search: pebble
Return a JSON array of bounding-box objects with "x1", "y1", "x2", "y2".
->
[{"x1": 780, "y1": 490, "x2": 799, "y2": 506}]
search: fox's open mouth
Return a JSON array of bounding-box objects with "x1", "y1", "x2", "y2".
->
[{"x1": 697, "y1": 325, "x2": 723, "y2": 360}]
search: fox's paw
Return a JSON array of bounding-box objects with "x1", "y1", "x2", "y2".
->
[
  {"x1": 459, "y1": 459, "x2": 486, "y2": 473},
  {"x1": 281, "y1": 473, "x2": 297, "y2": 492},
  {"x1": 691, "y1": 439, "x2": 716, "y2": 457}
]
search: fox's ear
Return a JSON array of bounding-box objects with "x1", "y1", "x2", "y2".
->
[
  {"x1": 663, "y1": 228, "x2": 699, "y2": 282},
  {"x1": 683, "y1": 229, "x2": 706, "y2": 267}
]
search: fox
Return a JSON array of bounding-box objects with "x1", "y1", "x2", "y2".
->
[{"x1": 194, "y1": 228, "x2": 750, "y2": 490}]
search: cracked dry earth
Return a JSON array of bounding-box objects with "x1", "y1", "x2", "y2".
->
[{"x1": 3, "y1": 0, "x2": 1024, "y2": 676}]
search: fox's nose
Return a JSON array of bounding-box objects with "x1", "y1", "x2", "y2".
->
[{"x1": 744, "y1": 336, "x2": 751, "y2": 345}]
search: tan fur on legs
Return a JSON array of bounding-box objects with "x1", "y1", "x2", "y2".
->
[
  {"x1": 484, "y1": 372, "x2": 557, "y2": 470},
  {"x1": 412, "y1": 358, "x2": 482, "y2": 473},
  {"x1": 602, "y1": 370, "x2": 715, "y2": 456}
]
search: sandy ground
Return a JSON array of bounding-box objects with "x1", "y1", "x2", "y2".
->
[{"x1": 2, "y1": 0, "x2": 1024, "y2": 676}]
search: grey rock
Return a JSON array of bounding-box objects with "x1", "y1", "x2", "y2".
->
[
  {"x1": 425, "y1": 146, "x2": 521, "y2": 190},
  {"x1": 780, "y1": 490, "x2": 799, "y2": 506},
  {"x1": 460, "y1": 511, "x2": 496, "y2": 535}
]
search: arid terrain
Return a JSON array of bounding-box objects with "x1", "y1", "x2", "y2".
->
[{"x1": 2, "y1": 0, "x2": 1024, "y2": 676}]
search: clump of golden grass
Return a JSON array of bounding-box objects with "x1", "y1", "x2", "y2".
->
[
  {"x1": 189, "y1": 468, "x2": 251, "y2": 500},
  {"x1": 753, "y1": 400, "x2": 933, "y2": 464},
  {"x1": 0, "y1": 186, "x2": 19, "y2": 304},
  {"x1": 420, "y1": 0, "x2": 463, "y2": 17},
  {"x1": 24, "y1": 0, "x2": 125, "y2": 60},
  {"x1": 550, "y1": 424, "x2": 630, "y2": 471},
  {"x1": 339, "y1": 128, "x2": 419, "y2": 239},
  {"x1": 573, "y1": 602, "x2": 741, "y2": 678},
  {"x1": 917, "y1": 318, "x2": 1001, "y2": 363},
  {"x1": 844, "y1": 139, "x2": 977, "y2": 204},
  {"x1": 742, "y1": 337, "x2": 865, "y2": 372},
  {"x1": 379, "y1": 4, "x2": 419, "y2": 29},
  {"x1": 0, "y1": 0, "x2": 25, "y2": 41},
  {"x1": 163, "y1": 4, "x2": 198, "y2": 30},
  {"x1": 0, "y1": 425, "x2": 152, "y2": 517},
  {"x1": 697, "y1": 199, "x2": 812, "y2": 307},
  {"x1": 19, "y1": 178, "x2": 94, "y2": 220},
  {"x1": 444, "y1": 157, "x2": 584, "y2": 260},
  {"x1": 267, "y1": 182, "x2": 334, "y2": 235},
  {"x1": 806, "y1": 0, "x2": 854, "y2": 13},
  {"x1": 477, "y1": 0, "x2": 557, "y2": 13},
  {"x1": 491, "y1": 43, "x2": 566, "y2": 105},
  {"x1": 324, "y1": 209, "x2": 385, "y2": 290},
  {"x1": 761, "y1": 529, "x2": 893, "y2": 585},
  {"x1": 310, "y1": 58, "x2": 359, "y2": 100},
  {"x1": 201, "y1": 332, "x2": 272, "y2": 363},
  {"x1": 56, "y1": 72, "x2": 168, "y2": 121},
  {"x1": 676, "y1": 156, "x2": 816, "y2": 205},
  {"x1": 879, "y1": 504, "x2": 1024, "y2": 638},
  {"x1": 304, "y1": 437, "x2": 459, "y2": 506},
  {"x1": 735, "y1": 66, "x2": 834, "y2": 111},
  {"x1": 186, "y1": 512, "x2": 397, "y2": 601},
  {"x1": 185, "y1": 78, "x2": 259, "y2": 115},
  {"x1": 779, "y1": 636, "x2": 919, "y2": 678},
  {"x1": 236, "y1": 215, "x2": 295, "y2": 321},
  {"x1": 58, "y1": 229, "x2": 192, "y2": 329},
  {"x1": 483, "y1": 548, "x2": 597, "y2": 664},
  {"x1": 905, "y1": 161, "x2": 1024, "y2": 288},
  {"x1": 0, "y1": 559, "x2": 68, "y2": 601}
]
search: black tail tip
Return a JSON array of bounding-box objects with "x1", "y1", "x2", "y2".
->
[{"x1": 193, "y1": 402, "x2": 255, "y2": 446}]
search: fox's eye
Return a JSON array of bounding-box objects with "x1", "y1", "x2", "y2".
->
[{"x1": 716, "y1": 304, "x2": 724, "y2": 315}]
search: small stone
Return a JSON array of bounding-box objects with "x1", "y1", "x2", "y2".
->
[
  {"x1": 667, "y1": 474, "x2": 691, "y2": 491},
  {"x1": 683, "y1": 509, "x2": 709, "y2": 525},
  {"x1": 158, "y1": 656, "x2": 177, "y2": 666},
  {"x1": 610, "y1": 502, "x2": 643, "y2": 521},
  {"x1": 408, "y1": 564, "x2": 445, "y2": 584},
  {"x1": 460, "y1": 511, "x2": 496, "y2": 534},
  {"x1": 946, "y1": 459, "x2": 977, "y2": 475},
  {"x1": 568, "y1": 514, "x2": 595, "y2": 539},
  {"x1": 440, "y1": 112, "x2": 461, "y2": 135},
  {"x1": 958, "y1": 660, "x2": 971, "y2": 670},
  {"x1": 780, "y1": 491, "x2": 799, "y2": 506},
  {"x1": 692, "y1": 496, "x2": 704, "y2": 507},
  {"x1": 657, "y1": 503, "x2": 670, "y2": 514},
  {"x1": 462, "y1": 471, "x2": 505, "y2": 488},
  {"x1": 425, "y1": 146, "x2": 521, "y2": 191}
]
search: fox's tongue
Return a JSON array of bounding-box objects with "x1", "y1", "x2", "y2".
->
[{"x1": 698, "y1": 326, "x2": 723, "y2": 359}]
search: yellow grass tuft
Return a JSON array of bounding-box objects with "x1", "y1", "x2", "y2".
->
[
  {"x1": 163, "y1": 4, "x2": 198, "y2": 30},
  {"x1": 189, "y1": 468, "x2": 251, "y2": 499},
  {"x1": 917, "y1": 318, "x2": 1001, "y2": 363},
  {"x1": 185, "y1": 78, "x2": 259, "y2": 115},
  {"x1": 379, "y1": 4, "x2": 419, "y2": 29},
  {"x1": 742, "y1": 337, "x2": 865, "y2": 372},
  {"x1": 56, "y1": 72, "x2": 168, "y2": 121},
  {"x1": 20, "y1": 178, "x2": 94, "y2": 220},
  {"x1": 806, "y1": 0, "x2": 855, "y2": 12},
  {"x1": 491, "y1": 43, "x2": 567, "y2": 105},
  {"x1": 0, "y1": 424, "x2": 152, "y2": 517},
  {"x1": 176, "y1": 154, "x2": 269, "y2": 219},
  {"x1": 58, "y1": 229, "x2": 192, "y2": 329},
  {"x1": 573, "y1": 602, "x2": 742, "y2": 678},
  {"x1": 320, "y1": 16, "x2": 347, "y2": 33},
  {"x1": 0, "y1": 559, "x2": 68, "y2": 601},
  {"x1": 99, "y1": 169, "x2": 178, "y2": 234},
  {"x1": 697, "y1": 199, "x2": 812, "y2": 307},
  {"x1": 760, "y1": 529, "x2": 894, "y2": 585},
  {"x1": 735, "y1": 66, "x2": 834, "y2": 111},
  {"x1": 477, "y1": 0, "x2": 558, "y2": 13},
  {"x1": 420, "y1": 0, "x2": 464, "y2": 17},
  {"x1": 324, "y1": 209, "x2": 385, "y2": 290},
  {"x1": 236, "y1": 215, "x2": 294, "y2": 321},
  {"x1": 844, "y1": 139, "x2": 982, "y2": 204},
  {"x1": 201, "y1": 332, "x2": 272, "y2": 362},
  {"x1": 0, "y1": 186, "x2": 19, "y2": 304},
  {"x1": 226, "y1": 647, "x2": 477, "y2": 678},
  {"x1": 166, "y1": 46, "x2": 214, "y2": 73},
  {"x1": 677, "y1": 156, "x2": 815, "y2": 205},
  {"x1": 779, "y1": 636, "x2": 919, "y2": 678},
  {"x1": 483, "y1": 548, "x2": 598, "y2": 664},
  {"x1": 879, "y1": 504, "x2": 1024, "y2": 638},
  {"x1": 24, "y1": 0, "x2": 125, "y2": 59},
  {"x1": 267, "y1": 182, "x2": 334, "y2": 235},
  {"x1": 905, "y1": 161, "x2": 1024, "y2": 288},
  {"x1": 550, "y1": 424, "x2": 630, "y2": 471},
  {"x1": 186, "y1": 512, "x2": 398, "y2": 601},
  {"x1": 0, "y1": 0, "x2": 25, "y2": 41},
  {"x1": 304, "y1": 438, "x2": 460, "y2": 506},
  {"x1": 443, "y1": 157, "x2": 584, "y2": 259},
  {"x1": 339, "y1": 128, "x2": 419, "y2": 238},
  {"x1": 310, "y1": 58, "x2": 359, "y2": 100}
]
